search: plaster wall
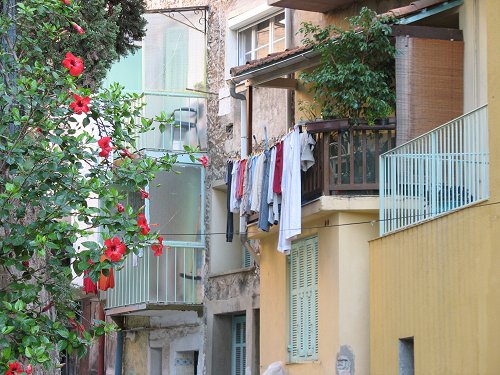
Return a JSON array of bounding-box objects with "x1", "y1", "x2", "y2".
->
[
  {"x1": 370, "y1": 204, "x2": 500, "y2": 375},
  {"x1": 370, "y1": 1, "x2": 500, "y2": 373},
  {"x1": 259, "y1": 210, "x2": 378, "y2": 375},
  {"x1": 121, "y1": 313, "x2": 204, "y2": 375}
]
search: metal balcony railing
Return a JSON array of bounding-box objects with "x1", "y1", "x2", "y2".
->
[
  {"x1": 380, "y1": 105, "x2": 488, "y2": 235},
  {"x1": 106, "y1": 246, "x2": 204, "y2": 310}
]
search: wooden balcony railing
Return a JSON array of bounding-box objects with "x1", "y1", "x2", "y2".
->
[{"x1": 302, "y1": 119, "x2": 396, "y2": 202}]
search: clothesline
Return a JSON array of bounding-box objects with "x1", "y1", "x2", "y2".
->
[{"x1": 225, "y1": 126, "x2": 317, "y2": 255}]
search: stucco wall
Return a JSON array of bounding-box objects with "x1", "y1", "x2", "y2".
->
[
  {"x1": 370, "y1": 1, "x2": 499, "y2": 374},
  {"x1": 121, "y1": 313, "x2": 204, "y2": 375},
  {"x1": 259, "y1": 211, "x2": 378, "y2": 375},
  {"x1": 370, "y1": 205, "x2": 500, "y2": 375}
]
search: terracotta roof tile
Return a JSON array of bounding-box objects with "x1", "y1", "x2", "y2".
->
[{"x1": 230, "y1": 0, "x2": 452, "y2": 78}]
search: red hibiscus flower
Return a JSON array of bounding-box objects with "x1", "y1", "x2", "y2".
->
[
  {"x1": 69, "y1": 94, "x2": 90, "y2": 114},
  {"x1": 139, "y1": 188, "x2": 149, "y2": 199},
  {"x1": 61, "y1": 0, "x2": 71, "y2": 4},
  {"x1": 116, "y1": 203, "x2": 125, "y2": 213},
  {"x1": 119, "y1": 148, "x2": 134, "y2": 159},
  {"x1": 25, "y1": 364, "x2": 33, "y2": 374},
  {"x1": 137, "y1": 214, "x2": 150, "y2": 235},
  {"x1": 152, "y1": 236, "x2": 164, "y2": 257},
  {"x1": 83, "y1": 270, "x2": 98, "y2": 294},
  {"x1": 6, "y1": 361, "x2": 23, "y2": 375},
  {"x1": 97, "y1": 255, "x2": 115, "y2": 291},
  {"x1": 98, "y1": 137, "x2": 112, "y2": 159},
  {"x1": 62, "y1": 52, "x2": 84, "y2": 76},
  {"x1": 104, "y1": 237, "x2": 126, "y2": 262},
  {"x1": 197, "y1": 155, "x2": 208, "y2": 168},
  {"x1": 72, "y1": 22, "x2": 85, "y2": 34}
]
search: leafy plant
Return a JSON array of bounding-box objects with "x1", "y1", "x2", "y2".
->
[
  {"x1": 299, "y1": 7, "x2": 396, "y2": 124},
  {"x1": 0, "y1": 0, "x2": 199, "y2": 372}
]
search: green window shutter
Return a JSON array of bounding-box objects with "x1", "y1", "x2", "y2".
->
[
  {"x1": 232, "y1": 315, "x2": 246, "y2": 375},
  {"x1": 289, "y1": 236, "x2": 318, "y2": 362},
  {"x1": 242, "y1": 247, "x2": 252, "y2": 268}
]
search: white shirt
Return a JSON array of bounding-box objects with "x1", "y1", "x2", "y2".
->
[{"x1": 278, "y1": 127, "x2": 301, "y2": 253}]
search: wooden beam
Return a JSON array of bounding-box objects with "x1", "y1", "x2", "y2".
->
[{"x1": 256, "y1": 77, "x2": 297, "y2": 89}]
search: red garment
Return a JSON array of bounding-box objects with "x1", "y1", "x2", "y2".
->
[
  {"x1": 273, "y1": 141, "x2": 283, "y2": 194},
  {"x1": 237, "y1": 159, "x2": 247, "y2": 199}
]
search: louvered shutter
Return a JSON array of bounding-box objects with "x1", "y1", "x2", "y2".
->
[
  {"x1": 232, "y1": 315, "x2": 246, "y2": 375},
  {"x1": 289, "y1": 236, "x2": 318, "y2": 362}
]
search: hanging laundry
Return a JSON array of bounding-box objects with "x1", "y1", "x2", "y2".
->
[
  {"x1": 273, "y1": 141, "x2": 283, "y2": 194},
  {"x1": 224, "y1": 126, "x2": 315, "y2": 250},
  {"x1": 258, "y1": 150, "x2": 271, "y2": 231},
  {"x1": 278, "y1": 127, "x2": 302, "y2": 254},
  {"x1": 300, "y1": 131, "x2": 316, "y2": 172}
]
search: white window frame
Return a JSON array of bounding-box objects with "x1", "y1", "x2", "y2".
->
[
  {"x1": 225, "y1": 4, "x2": 287, "y2": 80},
  {"x1": 237, "y1": 11, "x2": 286, "y2": 65}
]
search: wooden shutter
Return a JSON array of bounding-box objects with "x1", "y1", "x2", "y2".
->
[
  {"x1": 232, "y1": 315, "x2": 246, "y2": 375},
  {"x1": 289, "y1": 236, "x2": 318, "y2": 362}
]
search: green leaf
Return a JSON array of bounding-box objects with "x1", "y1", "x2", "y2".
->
[
  {"x1": 1, "y1": 326, "x2": 15, "y2": 335},
  {"x1": 25, "y1": 346, "x2": 33, "y2": 358}
]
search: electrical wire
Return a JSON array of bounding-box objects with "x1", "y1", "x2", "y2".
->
[{"x1": 95, "y1": 198, "x2": 500, "y2": 238}]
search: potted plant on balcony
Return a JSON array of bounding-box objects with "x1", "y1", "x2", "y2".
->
[{"x1": 299, "y1": 7, "x2": 396, "y2": 127}]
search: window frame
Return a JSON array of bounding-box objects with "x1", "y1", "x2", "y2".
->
[{"x1": 237, "y1": 11, "x2": 286, "y2": 65}]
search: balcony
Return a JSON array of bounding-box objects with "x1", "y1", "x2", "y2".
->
[
  {"x1": 106, "y1": 246, "x2": 204, "y2": 313},
  {"x1": 106, "y1": 154, "x2": 205, "y2": 314},
  {"x1": 136, "y1": 92, "x2": 207, "y2": 152},
  {"x1": 379, "y1": 105, "x2": 488, "y2": 235},
  {"x1": 302, "y1": 119, "x2": 396, "y2": 203}
]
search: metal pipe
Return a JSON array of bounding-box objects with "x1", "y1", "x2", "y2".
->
[
  {"x1": 114, "y1": 331, "x2": 123, "y2": 375},
  {"x1": 229, "y1": 81, "x2": 248, "y2": 158}
]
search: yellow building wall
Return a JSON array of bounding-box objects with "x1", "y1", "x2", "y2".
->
[
  {"x1": 370, "y1": 2, "x2": 500, "y2": 374},
  {"x1": 259, "y1": 211, "x2": 378, "y2": 374},
  {"x1": 370, "y1": 205, "x2": 500, "y2": 374}
]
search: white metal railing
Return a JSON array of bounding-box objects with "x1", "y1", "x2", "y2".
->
[
  {"x1": 380, "y1": 105, "x2": 488, "y2": 235},
  {"x1": 106, "y1": 246, "x2": 204, "y2": 309}
]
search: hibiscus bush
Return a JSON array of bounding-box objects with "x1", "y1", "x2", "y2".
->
[{"x1": 0, "y1": 0, "x2": 198, "y2": 373}]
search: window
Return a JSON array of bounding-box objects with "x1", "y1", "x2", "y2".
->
[
  {"x1": 103, "y1": 10, "x2": 208, "y2": 151},
  {"x1": 150, "y1": 348, "x2": 162, "y2": 374},
  {"x1": 399, "y1": 337, "x2": 414, "y2": 375},
  {"x1": 232, "y1": 315, "x2": 246, "y2": 375},
  {"x1": 237, "y1": 12, "x2": 285, "y2": 65},
  {"x1": 289, "y1": 236, "x2": 318, "y2": 362}
]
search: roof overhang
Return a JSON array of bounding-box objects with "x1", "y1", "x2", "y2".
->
[{"x1": 267, "y1": 0, "x2": 354, "y2": 13}]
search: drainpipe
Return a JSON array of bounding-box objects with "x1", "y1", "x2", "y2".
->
[
  {"x1": 113, "y1": 316, "x2": 125, "y2": 375},
  {"x1": 229, "y1": 81, "x2": 248, "y2": 158}
]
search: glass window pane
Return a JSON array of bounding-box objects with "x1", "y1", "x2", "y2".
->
[
  {"x1": 238, "y1": 28, "x2": 252, "y2": 64},
  {"x1": 340, "y1": 131, "x2": 351, "y2": 184},
  {"x1": 149, "y1": 165, "x2": 202, "y2": 243},
  {"x1": 138, "y1": 94, "x2": 207, "y2": 151},
  {"x1": 366, "y1": 131, "x2": 376, "y2": 183},
  {"x1": 273, "y1": 13, "x2": 286, "y2": 49},
  {"x1": 353, "y1": 131, "x2": 364, "y2": 184},
  {"x1": 256, "y1": 20, "x2": 270, "y2": 56},
  {"x1": 143, "y1": 12, "x2": 206, "y2": 91}
]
